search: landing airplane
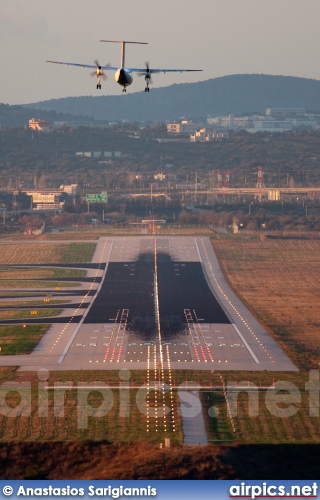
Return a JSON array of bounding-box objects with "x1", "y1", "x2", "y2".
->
[{"x1": 47, "y1": 40, "x2": 202, "y2": 93}]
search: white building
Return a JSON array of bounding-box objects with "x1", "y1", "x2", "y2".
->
[
  {"x1": 266, "y1": 108, "x2": 306, "y2": 117},
  {"x1": 190, "y1": 128, "x2": 229, "y2": 142},
  {"x1": 167, "y1": 120, "x2": 201, "y2": 134},
  {"x1": 75, "y1": 151, "x2": 121, "y2": 158},
  {"x1": 60, "y1": 184, "x2": 78, "y2": 195},
  {"x1": 26, "y1": 191, "x2": 64, "y2": 210},
  {"x1": 248, "y1": 121, "x2": 293, "y2": 133},
  {"x1": 154, "y1": 173, "x2": 166, "y2": 181}
]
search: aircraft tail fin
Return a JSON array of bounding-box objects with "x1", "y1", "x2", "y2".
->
[{"x1": 100, "y1": 40, "x2": 148, "y2": 68}]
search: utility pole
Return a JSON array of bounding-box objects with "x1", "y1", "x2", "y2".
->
[{"x1": 194, "y1": 171, "x2": 198, "y2": 203}]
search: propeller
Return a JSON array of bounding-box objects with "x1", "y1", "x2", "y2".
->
[
  {"x1": 138, "y1": 62, "x2": 153, "y2": 84},
  {"x1": 90, "y1": 60, "x2": 109, "y2": 81}
]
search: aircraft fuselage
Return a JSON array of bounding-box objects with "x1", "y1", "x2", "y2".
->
[{"x1": 115, "y1": 68, "x2": 133, "y2": 89}]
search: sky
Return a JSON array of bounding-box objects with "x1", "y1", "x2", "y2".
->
[{"x1": 1, "y1": 0, "x2": 320, "y2": 105}]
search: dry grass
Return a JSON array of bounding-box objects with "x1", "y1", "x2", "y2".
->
[
  {"x1": 0, "y1": 308, "x2": 61, "y2": 320},
  {"x1": 0, "y1": 243, "x2": 95, "y2": 264},
  {"x1": 0, "y1": 244, "x2": 67, "y2": 264},
  {"x1": 199, "y1": 237, "x2": 320, "y2": 450},
  {"x1": 232, "y1": 389, "x2": 318, "y2": 444},
  {"x1": 2, "y1": 369, "x2": 318, "y2": 446},
  {"x1": 212, "y1": 237, "x2": 320, "y2": 369},
  {"x1": 0, "y1": 267, "x2": 85, "y2": 280},
  {"x1": 0, "y1": 280, "x2": 79, "y2": 288},
  {"x1": 0, "y1": 300, "x2": 69, "y2": 307},
  {"x1": 0, "y1": 370, "x2": 182, "y2": 444},
  {"x1": 202, "y1": 386, "x2": 320, "y2": 445}
]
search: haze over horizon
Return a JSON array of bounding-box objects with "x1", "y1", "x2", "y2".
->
[{"x1": 1, "y1": 0, "x2": 320, "y2": 105}]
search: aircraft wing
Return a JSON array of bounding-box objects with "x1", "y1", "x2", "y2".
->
[
  {"x1": 46, "y1": 61, "x2": 118, "y2": 70},
  {"x1": 127, "y1": 67, "x2": 202, "y2": 74}
]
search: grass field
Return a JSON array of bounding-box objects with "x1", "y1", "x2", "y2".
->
[
  {"x1": 0, "y1": 292, "x2": 58, "y2": 297},
  {"x1": 0, "y1": 280, "x2": 79, "y2": 288},
  {"x1": 0, "y1": 308, "x2": 62, "y2": 320},
  {"x1": 0, "y1": 243, "x2": 95, "y2": 264},
  {"x1": 0, "y1": 369, "x2": 182, "y2": 444},
  {"x1": 0, "y1": 300, "x2": 69, "y2": 307},
  {"x1": 201, "y1": 372, "x2": 320, "y2": 445},
  {"x1": 0, "y1": 325, "x2": 49, "y2": 355},
  {"x1": 0, "y1": 267, "x2": 85, "y2": 280},
  {"x1": 0, "y1": 368, "x2": 317, "y2": 446},
  {"x1": 212, "y1": 237, "x2": 320, "y2": 370}
]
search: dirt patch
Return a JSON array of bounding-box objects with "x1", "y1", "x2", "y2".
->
[{"x1": 0, "y1": 441, "x2": 319, "y2": 479}]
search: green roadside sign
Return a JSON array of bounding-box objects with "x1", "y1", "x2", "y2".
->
[{"x1": 86, "y1": 192, "x2": 107, "y2": 203}]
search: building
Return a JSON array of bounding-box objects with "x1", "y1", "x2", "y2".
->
[
  {"x1": 190, "y1": 128, "x2": 229, "y2": 142},
  {"x1": 266, "y1": 108, "x2": 306, "y2": 117},
  {"x1": 207, "y1": 114, "x2": 236, "y2": 128},
  {"x1": 76, "y1": 151, "x2": 122, "y2": 158},
  {"x1": 248, "y1": 120, "x2": 293, "y2": 133},
  {"x1": 29, "y1": 118, "x2": 54, "y2": 133},
  {"x1": 154, "y1": 173, "x2": 166, "y2": 181},
  {"x1": 167, "y1": 120, "x2": 201, "y2": 134},
  {"x1": 207, "y1": 109, "x2": 319, "y2": 132},
  {"x1": 26, "y1": 191, "x2": 63, "y2": 211},
  {"x1": 60, "y1": 184, "x2": 78, "y2": 195}
]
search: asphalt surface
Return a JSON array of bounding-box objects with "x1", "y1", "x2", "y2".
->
[{"x1": 84, "y1": 254, "x2": 230, "y2": 331}]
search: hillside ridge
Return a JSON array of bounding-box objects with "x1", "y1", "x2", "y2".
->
[
  {"x1": 24, "y1": 74, "x2": 320, "y2": 122},
  {"x1": 2, "y1": 74, "x2": 320, "y2": 126}
]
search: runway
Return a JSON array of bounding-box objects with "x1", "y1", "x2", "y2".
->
[{"x1": 0, "y1": 236, "x2": 297, "y2": 371}]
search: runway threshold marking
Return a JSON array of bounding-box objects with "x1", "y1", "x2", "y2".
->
[
  {"x1": 193, "y1": 309, "x2": 214, "y2": 363},
  {"x1": 185, "y1": 308, "x2": 213, "y2": 363}
]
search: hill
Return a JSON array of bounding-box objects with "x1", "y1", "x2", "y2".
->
[
  {"x1": 0, "y1": 103, "x2": 96, "y2": 129},
  {"x1": 23, "y1": 74, "x2": 320, "y2": 122}
]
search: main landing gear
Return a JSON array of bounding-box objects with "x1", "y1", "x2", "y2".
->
[{"x1": 144, "y1": 76, "x2": 151, "y2": 92}]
